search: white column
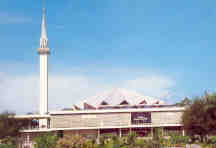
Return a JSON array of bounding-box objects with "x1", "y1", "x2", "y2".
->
[
  {"x1": 40, "y1": 54, "x2": 48, "y2": 114},
  {"x1": 97, "y1": 129, "x2": 100, "y2": 144},
  {"x1": 39, "y1": 54, "x2": 48, "y2": 128},
  {"x1": 119, "y1": 129, "x2": 122, "y2": 138},
  {"x1": 182, "y1": 128, "x2": 185, "y2": 136},
  {"x1": 27, "y1": 133, "x2": 30, "y2": 145},
  {"x1": 151, "y1": 128, "x2": 154, "y2": 138}
]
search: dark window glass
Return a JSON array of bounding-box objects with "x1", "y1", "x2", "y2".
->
[{"x1": 131, "y1": 112, "x2": 151, "y2": 124}]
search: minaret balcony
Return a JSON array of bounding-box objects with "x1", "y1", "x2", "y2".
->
[{"x1": 38, "y1": 48, "x2": 50, "y2": 54}]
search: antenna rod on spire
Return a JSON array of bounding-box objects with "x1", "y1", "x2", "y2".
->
[{"x1": 42, "y1": 0, "x2": 46, "y2": 9}]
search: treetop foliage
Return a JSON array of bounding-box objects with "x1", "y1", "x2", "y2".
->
[
  {"x1": 0, "y1": 111, "x2": 31, "y2": 139},
  {"x1": 182, "y1": 92, "x2": 216, "y2": 142}
]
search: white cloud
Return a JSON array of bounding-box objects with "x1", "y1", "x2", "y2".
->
[
  {"x1": 0, "y1": 12, "x2": 31, "y2": 24},
  {"x1": 0, "y1": 74, "x2": 39, "y2": 114},
  {"x1": 0, "y1": 71, "x2": 175, "y2": 115},
  {"x1": 0, "y1": 74, "x2": 109, "y2": 114},
  {"x1": 122, "y1": 76, "x2": 174, "y2": 99},
  {"x1": 48, "y1": 75, "x2": 109, "y2": 111}
]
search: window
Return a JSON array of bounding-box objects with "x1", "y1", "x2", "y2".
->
[{"x1": 131, "y1": 112, "x2": 151, "y2": 125}]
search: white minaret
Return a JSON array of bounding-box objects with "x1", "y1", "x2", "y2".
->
[{"x1": 38, "y1": 7, "x2": 49, "y2": 128}]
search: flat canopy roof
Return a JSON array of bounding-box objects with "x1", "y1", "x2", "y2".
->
[
  {"x1": 15, "y1": 107, "x2": 185, "y2": 118},
  {"x1": 50, "y1": 107, "x2": 185, "y2": 115},
  {"x1": 15, "y1": 114, "x2": 50, "y2": 119}
]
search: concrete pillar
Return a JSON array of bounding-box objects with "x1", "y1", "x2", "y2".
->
[
  {"x1": 182, "y1": 128, "x2": 185, "y2": 136},
  {"x1": 40, "y1": 54, "x2": 48, "y2": 115},
  {"x1": 39, "y1": 54, "x2": 49, "y2": 128},
  {"x1": 97, "y1": 129, "x2": 100, "y2": 144},
  {"x1": 162, "y1": 127, "x2": 164, "y2": 137},
  {"x1": 27, "y1": 133, "x2": 30, "y2": 148},
  {"x1": 151, "y1": 128, "x2": 154, "y2": 138},
  {"x1": 27, "y1": 133, "x2": 29, "y2": 142},
  {"x1": 47, "y1": 119, "x2": 50, "y2": 128},
  {"x1": 28, "y1": 120, "x2": 31, "y2": 130},
  {"x1": 129, "y1": 128, "x2": 132, "y2": 134},
  {"x1": 119, "y1": 128, "x2": 122, "y2": 138}
]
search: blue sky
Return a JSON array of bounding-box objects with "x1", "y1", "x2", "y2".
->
[{"x1": 1, "y1": 0, "x2": 216, "y2": 114}]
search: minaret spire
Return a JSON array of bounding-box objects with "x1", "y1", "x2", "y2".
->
[{"x1": 38, "y1": 6, "x2": 49, "y2": 53}]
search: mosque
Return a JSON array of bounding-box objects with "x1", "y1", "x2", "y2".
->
[{"x1": 16, "y1": 6, "x2": 185, "y2": 148}]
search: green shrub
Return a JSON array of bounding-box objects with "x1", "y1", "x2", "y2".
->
[
  {"x1": 34, "y1": 133, "x2": 58, "y2": 148},
  {"x1": 0, "y1": 143, "x2": 15, "y2": 148},
  {"x1": 169, "y1": 133, "x2": 189, "y2": 145},
  {"x1": 135, "y1": 139, "x2": 147, "y2": 148},
  {"x1": 0, "y1": 137, "x2": 16, "y2": 148},
  {"x1": 0, "y1": 144, "x2": 9, "y2": 148},
  {"x1": 211, "y1": 136, "x2": 216, "y2": 144},
  {"x1": 126, "y1": 132, "x2": 137, "y2": 146}
]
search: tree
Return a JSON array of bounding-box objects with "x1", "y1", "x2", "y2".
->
[
  {"x1": 202, "y1": 93, "x2": 216, "y2": 134},
  {"x1": 182, "y1": 93, "x2": 216, "y2": 142},
  {"x1": 34, "y1": 133, "x2": 58, "y2": 148},
  {"x1": 0, "y1": 112, "x2": 17, "y2": 139},
  {"x1": 175, "y1": 97, "x2": 192, "y2": 107},
  {"x1": 0, "y1": 111, "x2": 29, "y2": 139}
]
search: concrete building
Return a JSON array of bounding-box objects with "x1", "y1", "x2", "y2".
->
[{"x1": 15, "y1": 5, "x2": 185, "y2": 148}]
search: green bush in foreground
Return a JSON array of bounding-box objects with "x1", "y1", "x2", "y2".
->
[
  {"x1": 0, "y1": 137, "x2": 16, "y2": 148},
  {"x1": 34, "y1": 133, "x2": 58, "y2": 148},
  {"x1": 33, "y1": 132, "x2": 216, "y2": 148}
]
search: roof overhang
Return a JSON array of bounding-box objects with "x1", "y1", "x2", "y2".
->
[
  {"x1": 50, "y1": 107, "x2": 185, "y2": 115},
  {"x1": 15, "y1": 114, "x2": 50, "y2": 119}
]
